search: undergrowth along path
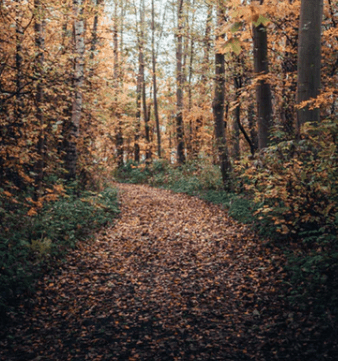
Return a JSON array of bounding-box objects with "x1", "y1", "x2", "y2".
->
[{"x1": 0, "y1": 183, "x2": 326, "y2": 360}]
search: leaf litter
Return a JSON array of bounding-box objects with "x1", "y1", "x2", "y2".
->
[{"x1": 0, "y1": 183, "x2": 336, "y2": 360}]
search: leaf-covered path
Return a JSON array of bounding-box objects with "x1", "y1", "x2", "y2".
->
[{"x1": 0, "y1": 184, "x2": 329, "y2": 360}]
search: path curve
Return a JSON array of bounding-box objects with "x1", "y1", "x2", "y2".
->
[{"x1": 1, "y1": 183, "x2": 289, "y2": 361}]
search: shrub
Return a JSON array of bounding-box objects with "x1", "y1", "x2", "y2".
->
[
  {"x1": 0, "y1": 186, "x2": 119, "y2": 320},
  {"x1": 240, "y1": 119, "x2": 338, "y2": 314},
  {"x1": 114, "y1": 161, "x2": 151, "y2": 184}
]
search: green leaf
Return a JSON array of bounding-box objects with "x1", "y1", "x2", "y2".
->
[
  {"x1": 230, "y1": 22, "x2": 241, "y2": 33},
  {"x1": 253, "y1": 15, "x2": 270, "y2": 27},
  {"x1": 223, "y1": 38, "x2": 242, "y2": 55}
]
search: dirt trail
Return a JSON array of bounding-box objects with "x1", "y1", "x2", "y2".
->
[{"x1": 1, "y1": 184, "x2": 294, "y2": 360}]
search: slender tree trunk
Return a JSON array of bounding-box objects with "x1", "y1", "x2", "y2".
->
[
  {"x1": 296, "y1": 0, "x2": 323, "y2": 130},
  {"x1": 139, "y1": 0, "x2": 151, "y2": 161},
  {"x1": 176, "y1": 0, "x2": 185, "y2": 164},
  {"x1": 186, "y1": 0, "x2": 196, "y2": 160},
  {"x1": 135, "y1": 56, "x2": 141, "y2": 162},
  {"x1": 89, "y1": 0, "x2": 101, "y2": 79},
  {"x1": 15, "y1": 1, "x2": 23, "y2": 125},
  {"x1": 65, "y1": 0, "x2": 85, "y2": 180},
  {"x1": 151, "y1": 0, "x2": 161, "y2": 158},
  {"x1": 234, "y1": 75, "x2": 257, "y2": 157},
  {"x1": 233, "y1": 75, "x2": 241, "y2": 161},
  {"x1": 34, "y1": 0, "x2": 46, "y2": 196},
  {"x1": 134, "y1": 2, "x2": 142, "y2": 163},
  {"x1": 190, "y1": 3, "x2": 212, "y2": 159},
  {"x1": 143, "y1": 80, "x2": 152, "y2": 161},
  {"x1": 213, "y1": 2, "x2": 231, "y2": 191},
  {"x1": 248, "y1": 103, "x2": 258, "y2": 153},
  {"x1": 202, "y1": 3, "x2": 212, "y2": 84},
  {"x1": 253, "y1": 0, "x2": 272, "y2": 150},
  {"x1": 113, "y1": 3, "x2": 124, "y2": 168}
]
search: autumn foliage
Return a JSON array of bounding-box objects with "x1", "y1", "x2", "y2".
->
[{"x1": 1, "y1": 0, "x2": 338, "y2": 358}]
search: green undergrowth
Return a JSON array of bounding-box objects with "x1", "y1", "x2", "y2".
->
[{"x1": 0, "y1": 185, "x2": 120, "y2": 321}]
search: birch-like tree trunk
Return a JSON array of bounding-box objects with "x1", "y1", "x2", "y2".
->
[
  {"x1": 64, "y1": 0, "x2": 85, "y2": 180},
  {"x1": 213, "y1": 2, "x2": 231, "y2": 191},
  {"x1": 296, "y1": 0, "x2": 323, "y2": 129}
]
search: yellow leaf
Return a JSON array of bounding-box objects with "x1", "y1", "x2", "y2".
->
[{"x1": 27, "y1": 208, "x2": 38, "y2": 216}]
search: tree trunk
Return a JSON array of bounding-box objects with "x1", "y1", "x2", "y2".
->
[
  {"x1": 235, "y1": 76, "x2": 257, "y2": 157},
  {"x1": 140, "y1": 0, "x2": 151, "y2": 161},
  {"x1": 213, "y1": 2, "x2": 231, "y2": 191},
  {"x1": 15, "y1": 1, "x2": 23, "y2": 125},
  {"x1": 186, "y1": 0, "x2": 196, "y2": 160},
  {"x1": 176, "y1": 0, "x2": 185, "y2": 164},
  {"x1": 296, "y1": 0, "x2": 323, "y2": 129},
  {"x1": 65, "y1": 0, "x2": 85, "y2": 180},
  {"x1": 34, "y1": 0, "x2": 46, "y2": 195},
  {"x1": 135, "y1": 55, "x2": 141, "y2": 163},
  {"x1": 232, "y1": 70, "x2": 241, "y2": 160},
  {"x1": 202, "y1": 3, "x2": 212, "y2": 84},
  {"x1": 89, "y1": 0, "x2": 101, "y2": 79},
  {"x1": 248, "y1": 103, "x2": 258, "y2": 153},
  {"x1": 253, "y1": 0, "x2": 272, "y2": 150},
  {"x1": 151, "y1": 0, "x2": 161, "y2": 158},
  {"x1": 114, "y1": 4, "x2": 124, "y2": 168}
]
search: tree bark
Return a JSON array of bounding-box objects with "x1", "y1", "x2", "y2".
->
[
  {"x1": 176, "y1": 0, "x2": 185, "y2": 164},
  {"x1": 89, "y1": 0, "x2": 101, "y2": 79},
  {"x1": 151, "y1": 0, "x2": 161, "y2": 158},
  {"x1": 15, "y1": 0, "x2": 23, "y2": 125},
  {"x1": 135, "y1": 53, "x2": 141, "y2": 163},
  {"x1": 65, "y1": 0, "x2": 85, "y2": 180},
  {"x1": 113, "y1": 2, "x2": 124, "y2": 168},
  {"x1": 140, "y1": 0, "x2": 151, "y2": 161},
  {"x1": 34, "y1": 0, "x2": 46, "y2": 195},
  {"x1": 202, "y1": 3, "x2": 212, "y2": 84},
  {"x1": 233, "y1": 77, "x2": 241, "y2": 160},
  {"x1": 296, "y1": 0, "x2": 323, "y2": 130},
  {"x1": 253, "y1": 0, "x2": 272, "y2": 150},
  {"x1": 213, "y1": 2, "x2": 231, "y2": 191}
]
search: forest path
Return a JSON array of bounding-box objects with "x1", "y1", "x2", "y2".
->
[{"x1": 1, "y1": 183, "x2": 289, "y2": 361}]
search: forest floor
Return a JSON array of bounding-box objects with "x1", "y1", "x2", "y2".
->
[{"x1": 0, "y1": 183, "x2": 336, "y2": 361}]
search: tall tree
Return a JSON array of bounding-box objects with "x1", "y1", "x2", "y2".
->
[
  {"x1": 296, "y1": 0, "x2": 323, "y2": 129},
  {"x1": 140, "y1": 0, "x2": 151, "y2": 161},
  {"x1": 34, "y1": 0, "x2": 46, "y2": 195},
  {"x1": 113, "y1": 1, "x2": 124, "y2": 168},
  {"x1": 176, "y1": 0, "x2": 185, "y2": 164},
  {"x1": 151, "y1": 0, "x2": 162, "y2": 158},
  {"x1": 213, "y1": 1, "x2": 231, "y2": 191},
  {"x1": 89, "y1": 0, "x2": 102, "y2": 79},
  {"x1": 252, "y1": 0, "x2": 272, "y2": 150},
  {"x1": 14, "y1": 0, "x2": 24, "y2": 125},
  {"x1": 134, "y1": 0, "x2": 142, "y2": 162},
  {"x1": 65, "y1": 0, "x2": 85, "y2": 179}
]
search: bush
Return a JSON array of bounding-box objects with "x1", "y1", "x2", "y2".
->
[
  {"x1": 240, "y1": 120, "x2": 338, "y2": 315},
  {"x1": 0, "y1": 186, "x2": 119, "y2": 320},
  {"x1": 114, "y1": 160, "x2": 151, "y2": 184}
]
